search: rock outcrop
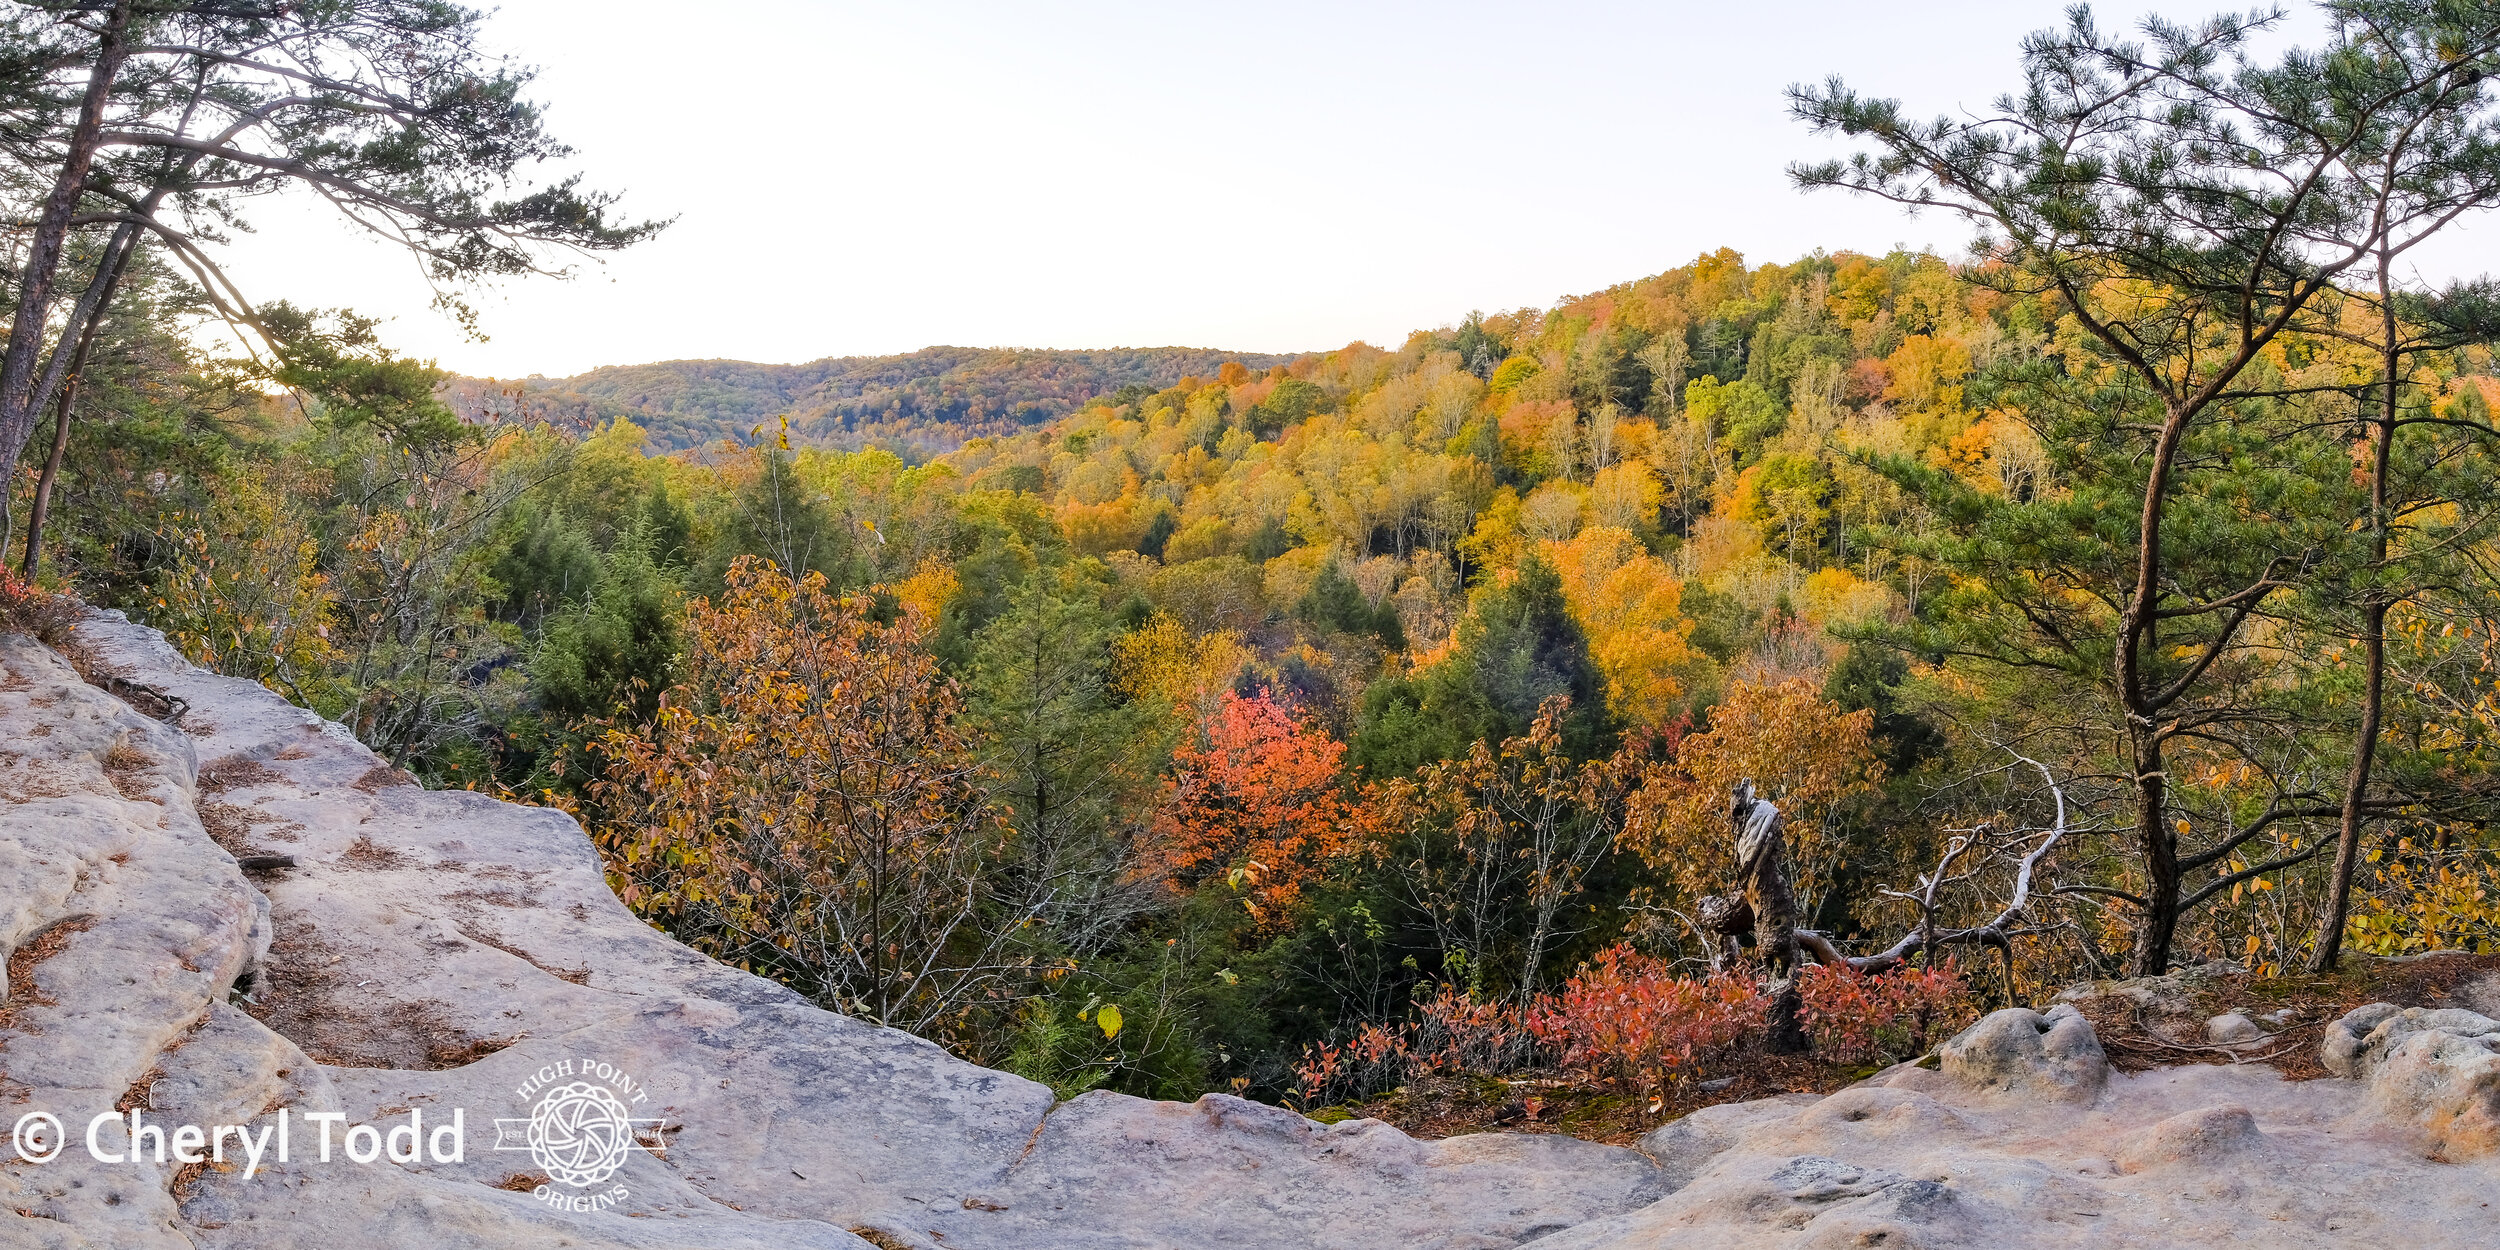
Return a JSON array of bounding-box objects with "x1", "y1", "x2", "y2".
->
[
  {"x1": 1, "y1": 616, "x2": 1667, "y2": 1249},
  {"x1": 4, "y1": 613, "x2": 2499, "y2": 1249},
  {"x1": 2323, "y1": 1002, "x2": 2500, "y2": 1158},
  {"x1": 1934, "y1": 1005, "x2": 2109, "y2": 1105}
]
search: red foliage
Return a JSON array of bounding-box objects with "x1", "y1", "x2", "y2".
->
[
  {"x1": 1844, "y1": 356, "x2": 1892, "y2": 404},
  {"x1": 1292, "y1": 984, "x2": 1531, "y2": 1106},
  {"x1": 1147, "y1": 691, "x2": 1348, "y2": 927},
  {"x1": 1293, "y1": 952, "x2": 1982, "y2": 1109},
  {"x1": 1525, "y1": 945, "x2": 1765, "y2": 1091},
  {"x1": 1796, "y1": 960, "x2": 1974, "y2": 1066}
]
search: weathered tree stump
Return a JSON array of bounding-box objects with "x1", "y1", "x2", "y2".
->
[{"x1": 1730, "y1": 779, "x2": 1807, "y2": 1054}]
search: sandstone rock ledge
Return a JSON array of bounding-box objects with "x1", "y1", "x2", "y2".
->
[{"x1": 0, "y1": 614, "x2": 2494, "y2": 1249}]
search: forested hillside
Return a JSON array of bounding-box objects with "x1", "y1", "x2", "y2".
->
[
  {"x1": 10, "y1": 0, "x2": 2500, "y2": 1135},
  {"x1": 18, "y1": 227, "x2": 2500, "y2": 1107},
  {"x1": 442, "y1": 346, "x2": 1306, "y2": 456}
]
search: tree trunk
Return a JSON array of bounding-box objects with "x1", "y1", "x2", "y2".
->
[
  {"x1": 19, "y1": 370, "x2": 78, "y2": 577},
  {"x1": 2118, "y1": 398, "x2": 2193, "y2": 977},
  {"x1": 2311, "y1": 257, "x2": 2402, "y2": 973},
  {"x1": 0, "y1": 3, "x2": 130, "y2": 487},
  {"x1": 18, "y1": 221, "x2": 143, "y2": 578},
  {"x1": 2126, "y1": 723, "x2": 2180, "y2": 976}
]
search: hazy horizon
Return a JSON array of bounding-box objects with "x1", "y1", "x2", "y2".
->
[{"x1": 209, "y1": 0, "x2": 2496, "y2": 380}]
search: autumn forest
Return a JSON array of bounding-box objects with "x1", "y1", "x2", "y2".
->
[{"x1": 8, "y1": 0, "x2": 2500, "y2": 1129}]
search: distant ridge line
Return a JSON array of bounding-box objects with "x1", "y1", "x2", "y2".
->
[{"x1": 439, "y1": 344, "x2": 1315, "y2": 457}]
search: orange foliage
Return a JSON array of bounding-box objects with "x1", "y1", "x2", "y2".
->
[
  {"x1": 1623, "y1": 679, "x2": 1882, "y2": 907},
  {"x1": 1147, "y1": 691, "x2": 1350, "y2": 926},
  {"x1": 588, "y1": 556, "x2": 1004, "y2": 1033},
  {"x1": 1543, "y1": 526, "x2": 1699, "y2": 725}
]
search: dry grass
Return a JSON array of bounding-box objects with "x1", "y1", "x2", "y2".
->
[
  {"x1": 198, "y1": 802, "x2": 258, "y2": 854},
  {"x1": 3, "y1": 915, "x2": 98, "y2": 1031},
  {"x1": 116, "y1": 1065, "x2": 164, "y2": 1114},
  {"x1": 445, "y1": 886, "x2": 535, "y2": 909},
  {"x1": 170, "y1": 1158, "x2": 214, "y2": 1201},
  {"x1": 241, "y1": 914, "x2": 512, "y2": 1070},
  {"x1": 338, "y1": 834, "x2": 412, "y2": 870},
  {"x1": 460, "y1": 925, "x2": 590, "y2": 985},
  {"x1": 353, "y1": 765, "x2": 417, "y2": 792},
  {"x1": 494, "y1": 1172, "x2": 547, "y2": 1192},
  {"x1": 1332, "y1": 1047, "x2": 1865, "y2": 1146},
  {"x1": 103, "y1": 740, "x2": 159, "y2": 803},
  {"x1": 424, "y1": 1034, "x2": 521, "y2": 1068},
  {"x1": 197, "y1": 756, "x2": 282, "y2": 794}
]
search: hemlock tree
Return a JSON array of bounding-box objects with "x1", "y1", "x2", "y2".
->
[
  {"x1": 0, "y1": 0, "x2": 661, "y2": 495},
  {"x1": 968, "y1": 572, "x2": 1168, "y2": 957},
  {"x1": 1792, "y1": 0, "x2": 2500, "y2": 974},
  {"x1": 1352, "y1": 552, "x2": 1608, "y2": 776}
]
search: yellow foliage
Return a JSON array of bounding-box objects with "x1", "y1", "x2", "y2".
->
[
  {"x1": 1542, "y1": 527, "x2": 1700, "y2": 726},
  {"x1": 1587, "y1": 460, "x2": 1663, "y2": 531},
  {"x1": 1260, "y1": 544, "x2": 1334, "y2": 613},
  {"x1": 1113, "y1": 610, "x2": 1251, "y2": 719},
  {"x1": 1682, "y1": 512, "x2": 1764, "y2": 584},
  {"x1": 1623, "y1": 679, "x2": 1883, "y2": 909},
  {"x1": 1060, "y1": 497, "x2": 1144, "y2": 555},
  {"x1": 1883, "y1": 333, "x2": 1971, "y2": 412},
  {"x1": 891, "y1": 558, "x2": 959, "y2": 624},
  {"x1": 153, "y1": 472, "x2": 343, "y2": 710},
  {"x1": 2348, "y1": 850, "x2": 2500, "y2": 956},
  {"x1": 1794, "y1": 567, "x2": 1893, "y2": 628}
]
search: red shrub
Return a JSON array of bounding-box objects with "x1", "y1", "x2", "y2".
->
[
  {"x1": 1525, "y1": 945, "x2": 1766, "y2": 1092},
  {"x1": 1292, "y1": 985, "x2": 1532, "y2": 1106},
  {"x1": 1293, "y1": 951, "x2": 1977, "y2": 1108},
  {"x1": 1796, "y1": 959, "x2": 1974, "y2": 1066},
  {"x1": 0, "y1": 565, "x2": 77, "y2": 641}
]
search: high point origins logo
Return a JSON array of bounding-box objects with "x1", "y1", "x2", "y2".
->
[{"x1": 494, "y1": 1056, "x2": 667, "y2": 1212}]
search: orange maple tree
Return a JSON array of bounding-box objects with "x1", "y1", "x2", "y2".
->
[{"x1": 1147, "y1": 690, "x2": 1349, "y2": 927}]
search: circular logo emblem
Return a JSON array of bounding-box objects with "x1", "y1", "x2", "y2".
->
[{"x1": 524, "y1": 1081, "x2": 636, "y2": 1187}]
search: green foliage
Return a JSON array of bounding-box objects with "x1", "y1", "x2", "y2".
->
[
  {"x1": 510, "y1": 522, "x2": 684, "y2": 794},
  {"x1": 1247, "y1": 377, "x2": 1330, "y2": 439},
  {"x1": 1685, "y1": 375, "x2": 1783, "y2": 463},
  {"x1": 258, "y1": 303, "x2": 465, "y2": 447},
  {"x1": 1353, "y1": 554, "x2": 1605, "y2": 774},
  {"x1": 1297, "y1": 561, "x2": 1405, "y2": 649},
  {"x1": 1823, "y1": 643, "x2": 1942, "y2": 776}
]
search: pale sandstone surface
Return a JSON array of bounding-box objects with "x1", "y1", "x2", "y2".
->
[
  {"x1": 2, "y1": 614, "x2": 2496, "y2": 1250},
  {"x1": 0, "y1": 616, "x2": 1661, "y2": 1249}
]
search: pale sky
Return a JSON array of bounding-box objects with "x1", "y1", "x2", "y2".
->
[{"x1": 208, "y1": 1, "x2": 2493, "y2": 380}]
